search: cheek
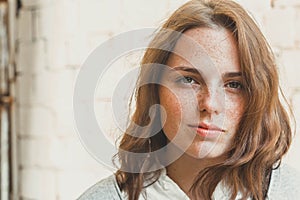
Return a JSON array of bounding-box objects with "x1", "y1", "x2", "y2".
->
[
  {"x1": 225, "y1": 96, "x2": 245, "y2": 126},
  {"x1": 159, "y1": 88, "x2": 182, "y2": 138}
]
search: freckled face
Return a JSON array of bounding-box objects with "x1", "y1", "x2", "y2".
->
[{"x1": 158, "y1": 27, "x2": 245, "y2": 158}]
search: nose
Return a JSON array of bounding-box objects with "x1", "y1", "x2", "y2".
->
[{"x1": 197, "y1": 86, "x2": 224, "y2": 115}]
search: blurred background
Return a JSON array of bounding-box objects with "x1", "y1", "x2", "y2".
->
[{"x1": 0, "y1": 0, "x2": 299, "y2": 199}]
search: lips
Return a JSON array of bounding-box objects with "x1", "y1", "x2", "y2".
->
[
  {"x1": 189, "y1": 122, "x2": 225, "y2": 138},
  {"x1": 197, "y1": 122, "x2": 225, "y2": 132}
]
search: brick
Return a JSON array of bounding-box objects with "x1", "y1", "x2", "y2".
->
[
  {"x1": 49, "y1": 138, "x2": 116, "y2": 171},
  {"x1": 122, "y1": 50, "x2": 144, "y2": 70},
  {"x1": 16, "y1": 73, "x2": 35, "y2": 105},
  {"x1": 283, "y1": 92, "x2": 300, "y2": 171},
  {"x1": 19, "y1": 138, "x2": 54, "y2": 167},
  {"x1": 17, "y1": 70, "x2": 77, "y2": 137},
  {"x1": 20, "y1": 168, "x2": 56, "y2": 200},
  {"x1": 295, "y1": 10, "x2": 300, "y2": 46},
  {"x1": 35, "y1": 0, "x2": 80, "y2": 39},
  {"x1": 235, "y1": 0, "x2": 271, "y2": 13},
  {"x1": 93, "y1": 54, "x2": 141, "y2": 138},
  {"x1": 18, "y1": 105, "x2": 56, "y2": 137},
  {"x1": 39, "y1": 1, "x2": 80, "y2": 35},
  {"x1": 16, "y1": 73, "x2": 44, "y2": 105},
  {"x1": 19, "y1": 137, "x2": 110, "y2": 170},
  {"x1": 62, "y1": 0, "x2": 80, "y2": 37},
  {"x1": 46, "y1": 39, "x2": 68, "y2": 70},
  {"x1": 94, "y1": 54, "x2": 139, "y2": 100},
  {"x1": 275, "y1": 49, "x2": 294, "y2": 100},
  {"x1": 274, "y1": 0, "x2": 300, "y2": 8},
  {"x1": 21, "y1": 0, "x2": 53, "y2": 8},
  {"x1": 44, "y1": 70, "x2": 76, "y2": 102},
  {"x1": 34, "y1": 5, "x2": 56, "y2": 40},
  {"x1": 167, "y1": 0, "x2": 189, "y2": 14},
  {"x1": 94, "y1": 101, "x2": 116, "y2": 141},
  {"x1": 86, "y1": 31, "x2": 114, "y2": 57},
  {"x1": 17, "y1": 9, "x2": 33, "y2": 42},
  {"x1": 51, "y1": 101, "x2": 75, "y2": 136},
  {"x1": 73, "y1": 99, "x2": 122, "y2": 169},
  {"x1": 78, "y1": 0, "x2": 122, "y2": 33},
  {"x1": 40, "y1": 70, "x2": 74, "y2": 100},
  {"x1": 76, "y1": 30, "x2": 142, "y2": 76},
  {"x1": 16, "y1": 72, "x2": 55, "y2": 105},
  {"x1": 120, "y1": 0, "x2": 169, "y2": 30},
  {"x1": 94, "y1": 65, "x2": 124, "y2": 100},
  {"x1": 1, "y1": 112, "x2": 9, "y2": 199},
  {"x1": 57, "y1": 170, "x2": 111, "y2": 199},
  {"x1": 263, "y1": 8, "x2": 296, "y2": 48},
  {"x1": 17, "y1": 69, "x2": 76, "y2": 105},
  {"x1": 279, "y1": 50, "x2": 300, "y2": 88},
  {"x1": 34, "y1": 2, "x2": 80, "y2": 69},
  {"x1": 291, "y1": 92, "x2": 300, "y2": 125},
  {"x1": 65, "y1": 35, "x2": 87, "y2": 67},
  {"x1": 16, "y1": 40, "x2": 48, "y2": 74},
  {"x1": 233, "y1": 4, "x2": 266, "y2": 37}
]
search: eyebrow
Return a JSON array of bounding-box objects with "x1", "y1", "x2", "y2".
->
[
  {"x1": 172, "y1": 66, "x2": 200, "y2": 74},
  {"x1": 222, "y1": 72, "x2": 242, "y2": 78},
  {"x1": 172, "y1": 66, "x2": 242, "y2": 78}
]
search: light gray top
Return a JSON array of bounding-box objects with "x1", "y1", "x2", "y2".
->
[{"x1": 78, "y1": 164, "x2": 300, "y2": 200}]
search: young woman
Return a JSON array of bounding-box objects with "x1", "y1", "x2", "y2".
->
[{"x1": 79, "y1": 0, "x2": 300, "y2": 199}]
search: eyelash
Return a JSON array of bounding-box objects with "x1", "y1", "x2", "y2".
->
[
  {"x1": 224, "y1": 81, "x2": 243, "y2": 90},
  {"x1": 176, "y1": 76, "x2": 197, "y2": 85},
  {"x1": 176, "y1": 77, "x2": 243, "y2": 91}
]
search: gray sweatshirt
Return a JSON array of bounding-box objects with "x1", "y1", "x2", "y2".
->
[{"x1": 79, "y1": 163, "x2": 300, "y2": 200}]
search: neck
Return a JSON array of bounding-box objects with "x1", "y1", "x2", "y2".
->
[{"x1": 166, "y1": 153, "x2": 224, "y2": 197}]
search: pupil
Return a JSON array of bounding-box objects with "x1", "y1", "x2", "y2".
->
[
  {"x1": 231, "y1": 82, "x2": 239, "y2": 88},
  {"x1": 185, "y1": 77, "x2": 192, "y2": 83}
]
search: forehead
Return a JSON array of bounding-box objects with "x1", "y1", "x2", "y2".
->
[{"x1": 168, "y1": 27, "x2": 240, "y2": 73}]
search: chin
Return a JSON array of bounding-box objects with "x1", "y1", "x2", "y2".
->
[{"x1": 186, "y1": 145, "x2": 225, "y2": 159}]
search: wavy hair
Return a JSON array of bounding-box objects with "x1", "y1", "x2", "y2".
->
[{"x1": 114, "y1": 0, "x2": 293, "y2": 199}]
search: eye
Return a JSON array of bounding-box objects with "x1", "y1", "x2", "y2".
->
[
  {"x1": 177, "y1": 76, "x2": 197, "y2": 84},
  {"x1": 225, "y1": 81, "x2": 243, "y2": 90}
]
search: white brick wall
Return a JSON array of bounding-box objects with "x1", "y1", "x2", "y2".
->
[
  {"x1": 16, "y1": 0, "x2": 300, "y2": 199},
  {"x1": 280, "y1": 50, "x2": 300, "y2": 88},
  {"x1": 20, "y1": 168, "x2": 56, "y2": 200},
  {"x1": 264, "y1": 8, "x2": 297, "y2": 48}
]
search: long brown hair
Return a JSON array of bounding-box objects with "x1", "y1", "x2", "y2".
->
[{"x1": 114, "y1": 0, "x2": 293, "y2": 199}]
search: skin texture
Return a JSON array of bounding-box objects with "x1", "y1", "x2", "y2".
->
[{"x1": 159, "y1": 27, "x2": 246, "y2": 195}]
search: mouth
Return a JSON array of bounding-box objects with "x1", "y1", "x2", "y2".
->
[{"x1": 188, "y1": 122, "x2": 226, "y2": 139}]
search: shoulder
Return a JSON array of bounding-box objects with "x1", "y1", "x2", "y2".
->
[
  {"x1": 268, "y1": 163, "x2": 300, "y2": 199},
  {"x1": 78, "y1": 174, "x2": 124, "y2": 200}
]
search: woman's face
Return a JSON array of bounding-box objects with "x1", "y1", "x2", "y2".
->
[{"x1": 158, "y1": 27, "x2": 245, "y2": 159}]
